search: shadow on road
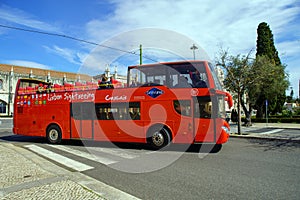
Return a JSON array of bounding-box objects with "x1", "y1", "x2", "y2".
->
[
  {"x1": 63, "y1": 139, "x2": 222, "y2": 153},
  {"x1": 0, "y1": 134, "x2": 46, "y2": 143},
  {"x1": 0, "y1": 134, "x2": 222, "y2": 153},
  {"x1": 247, "y1": 138, "x2": 300, "y2": 152}
]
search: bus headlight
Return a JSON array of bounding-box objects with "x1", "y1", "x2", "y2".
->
[{"x1": 222, "y1": 126, "x2": 230, "y2": 134}]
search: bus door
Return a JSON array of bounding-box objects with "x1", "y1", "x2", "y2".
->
[
  {"x1": 193, "y1": 96, "x2": 215, "y2": 143},
  {"x1": 172, "y1": 100, "x2": 194, "y2": 144},
  {"x1": 71, "y1": 102, "x2": 94, "y2": 139}
]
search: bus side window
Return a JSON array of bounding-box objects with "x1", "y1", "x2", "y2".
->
[
  {"x1": 98, "y1": 112, "x2": 108, "y2": 120},
  {"x1": 199, "y1": 103, "x2": 211, "y2": 118},
  {"x1": 129, "y1": 102, "x2": 140, "y2": 120},
  {"x1": 189, "y1": 71, "x2": 208, "y2": 88},
  {"x1": 95, "y1": 105, "x2": 108, "y2": 120},
  {"x1": 95, "y1": 103, "x2": 140, "y2": 120},
  {"x1": 194, "y1": 96, "x2": 212, "y2": 119},
  {"x1": 118, "y1": 108, "x2": 128, "y2": 120},
  {"x1": 174, "y1": 100, "x2": 191, "y2": 116}
]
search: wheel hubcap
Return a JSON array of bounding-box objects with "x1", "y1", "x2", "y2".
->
[
  {"x1": 152, "y1": 131, "x2": 164, "y2": 147},
  {"x1": 49, "y1": 129, "x2": 58, "y2": 141}
]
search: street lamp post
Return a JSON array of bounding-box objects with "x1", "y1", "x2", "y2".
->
[
  {"x1": 139, "y1": 44, "x2": 142, "y2": 65},
  {"x1": 190, "y1": 44, "x2": 198, "y2": 60}
]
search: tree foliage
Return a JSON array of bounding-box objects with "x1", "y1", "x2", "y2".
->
[
  {"x1": 216, "y1": 49, "x2": 289, "y2": 133},
  {"x1": 249, "y1": 55, "x2": 289, "y2": 117},
  {"x1": 254, "y1": 22, "x2": 289, "y2": 117},
  {"x1": 216, "y1": 49, "x2": 255, "y2": 133},
  {"x1": 256, "y1": 22, "x2": 281, "y2": 66}
]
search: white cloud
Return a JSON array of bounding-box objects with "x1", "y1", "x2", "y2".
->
[
  {"x1": 43, "y1": 45, "x2": 87, "y2": 66},
  {"x1": 4, "y1": 60, "x2": 51, "y2": 69},
  {"x1": 84, "y1": 0, "x2": 299, "y2": 58},
  {"x1": 83, "y1": 0, "x2": 300, "y2": 91},
  {"x1": 0, "y1": 5, "x2": 60, "y2": 32},
  {"x1": 80, "y1": 28, "x2": 211, "y2": 75}
]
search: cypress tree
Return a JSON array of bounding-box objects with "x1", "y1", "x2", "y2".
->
[
  {"x1": 254, "y1": 22, "x2": 288, "y2": 117},
  {"x1": 256, "y1": 22, "x2": 281, "y2": 65}
]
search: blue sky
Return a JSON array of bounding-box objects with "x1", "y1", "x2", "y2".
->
[{"x1": 0, "y1": 0, "x2": 299, "y2": 97}]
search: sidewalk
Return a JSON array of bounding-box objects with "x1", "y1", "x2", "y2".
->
[
  {"x1": 0, "y1": 142, "x2": 140, "y2": 200},
  {"x1": 229, "y1": 123, "x2": 300, "y2": 142}
]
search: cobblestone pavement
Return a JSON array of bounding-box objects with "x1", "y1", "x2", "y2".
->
[
  {"x1": 0, "y1": 143, "x2": 103, "y2": 200},
  {"x1": 0, "y1": 142, "x2": 140, "y2": 200}
]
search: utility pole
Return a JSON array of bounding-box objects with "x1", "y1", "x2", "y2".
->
[
  {"x1": 190, "y1": 44, "x2": 198, "y2": 60},
  {"x1": 139, "y1": 44, "x2": 143, "y2": 83},
  {"x1": 139, "y1": 44, "x2": 142, "y2": 65}
]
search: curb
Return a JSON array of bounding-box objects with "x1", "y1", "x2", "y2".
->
[{"x1": 230, "y1": 134, "x2": 300, "y2": 143}]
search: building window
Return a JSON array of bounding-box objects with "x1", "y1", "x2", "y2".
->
[{"x1": 0, "y1": 100, "x2": 7, "y2": 114}]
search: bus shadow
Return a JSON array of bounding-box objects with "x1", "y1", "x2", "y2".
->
[
  {"x1": 62, "y1": 139, "x2": 222, "y2": 153},
  {"x1": 0, "y1": 134, "x2": 221, "y2": 154},
  {"x1": 0, "y1": 134, "x2": 46, "y2": 144}
]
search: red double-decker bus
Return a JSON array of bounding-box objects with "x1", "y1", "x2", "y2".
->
[{"x1": 13, "y1": 60, "x2": 232, "y2": 149}]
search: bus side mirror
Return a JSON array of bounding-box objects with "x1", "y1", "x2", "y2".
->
[{"x1": 225, "y1": 92, "x2": 233, "y2": 108}]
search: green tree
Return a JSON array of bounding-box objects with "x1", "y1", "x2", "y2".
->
[
  {"x1": 216, "y1": 49, "x2": 255, "y2": 134},
  {"x1": 256, "y1": 22, "x2": 281, "y2": 65},
  {"x1": 255, "y1": 22, "x2": 288, "y2": 117},
  {"x1": 249, "y1": 55, "x2": 289, "y2": 117},
  {"x1": 286, "y1": 89, "x2": 294, "y2": 103}
]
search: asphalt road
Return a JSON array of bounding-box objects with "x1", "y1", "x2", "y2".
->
[
  {"x1": 1, "y1": 124, "x2": 299, "y2": 200},
  {"x1": 81, "y1": 138, "x2": 300, "y2": 199}
]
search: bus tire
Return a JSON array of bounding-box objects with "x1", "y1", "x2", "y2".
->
[
  {"x1": 211, "y1": 144, "x2": 222, "y2": 153},
  {"x1": 46, "y1": 124, "x2": 62, "y2": 144},
  {"x1": 147, "y1": 126, "x2": 171, "y2": 149}
]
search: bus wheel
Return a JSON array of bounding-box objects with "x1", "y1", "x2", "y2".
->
[
  {"x1": 148, "y1": 126, "x2": 171, "y2": 149},
  {"x1": 46, "y1": 125, "x2": 62, "y2": 144}
]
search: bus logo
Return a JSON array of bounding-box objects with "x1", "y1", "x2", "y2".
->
[{"x1": 146, "y1": 88, "x2": 164, "y2": 98}]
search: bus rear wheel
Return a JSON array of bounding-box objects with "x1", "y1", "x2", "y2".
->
[
  {"x1": 147, "y1": 126, "x2": 171, "y2": 149},
  {"x1": 46, "y1": 125, "x2": 62, "y2": 144}
]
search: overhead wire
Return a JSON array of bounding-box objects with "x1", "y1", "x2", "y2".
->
[{"x1": 0, "y1": 24, "x2": 158, "y2": 63}]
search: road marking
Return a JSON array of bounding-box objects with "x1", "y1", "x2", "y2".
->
[
  {"x1": 25, "y1": 144, "x2": 94, "y2": 172},
  {"x1": 86, "y1": 146, "x2": 139, "y2": 159},
  {"x1": 48, "y1": 145, "x2": 118, "y2": 165},
  {"x1": 261, "y1": 129, "x2": 284, "y2": 135}
]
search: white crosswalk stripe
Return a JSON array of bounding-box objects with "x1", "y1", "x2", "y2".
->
[
  {"x1": 48, "y1": 144, "x2": 118, "y2": 165},
  {"x1": 26, "y1": 143, "x2": 142, "y2": 172},
  {"x1": 260, "y1": 129, "x2": 284, "y2": 134},
  {"x1": 25, "y1": 144, "x2": 94, "y2": 172},
  {"x1": 85, "y1": 146, "x2": 139, "y2": 159}
]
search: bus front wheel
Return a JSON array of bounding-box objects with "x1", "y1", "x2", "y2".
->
[
  {"x1": 46, "y1": 124, "x2": 62, "y2": 144},
  {"x1": 147, "y1": 126, "x2": 171, "y2": 149}
]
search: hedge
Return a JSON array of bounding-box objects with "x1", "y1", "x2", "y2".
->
[{"x1": 247, "y1": 117, "x2": 300, "y2": 123}]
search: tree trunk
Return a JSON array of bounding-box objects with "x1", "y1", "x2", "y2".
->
[
  {"x1": 241, "y1": 94, "x2": 252, "y2": 126},
  {"x1": 256, "y1": 105, "x2": 264, "y2": 119},
  {"x1": 237, "y1": 91, "x2": 241, "y2": 135}
]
